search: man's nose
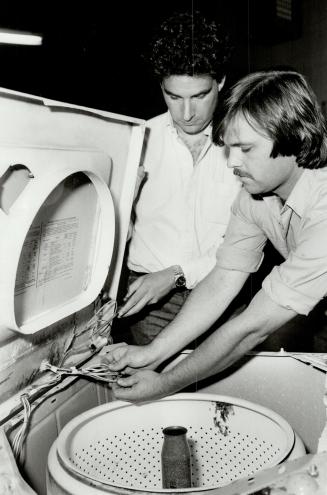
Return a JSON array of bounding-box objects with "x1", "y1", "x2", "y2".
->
[
  {"x1": 227, "y1": 149, "x2": 242, "y2": 169},
  {"x1": 182, "y1": 100, "x2": 195, "y2": 121}
]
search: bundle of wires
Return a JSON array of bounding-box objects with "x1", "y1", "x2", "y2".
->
[
  {"x1": 12, "y1": 373, "x2": 62, "y2": 461},
  {"x1": 12, "y1": 394, "x2": 31, "y2": 460},
  {"x1": 11, "y1": 298, "x2": 118, "y2": 461},
  {"x1": 39, "y1": 360, "x2": 122, "y2": 383},
  {"x1": 11, "y1": 359, "x2": 121, "y2": 461},
  {"x1": 60, "y1": 299, "x2": 117, "y2": 363}
]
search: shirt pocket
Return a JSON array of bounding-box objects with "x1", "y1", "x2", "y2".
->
[{"x1": 205, "y1": 182, "x2": 240, "y2": 225}]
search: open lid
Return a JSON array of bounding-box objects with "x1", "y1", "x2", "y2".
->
[
  {"x1": 0, "y1": 87, "x2": 145, "y2": 335},
  {"x1": 0, "y1": 147, "x2": 115, "y2": 334}
]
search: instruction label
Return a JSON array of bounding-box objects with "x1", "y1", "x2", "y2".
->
[{"x1": 15, "y1": 217, "x2": 79, "y2": 295}]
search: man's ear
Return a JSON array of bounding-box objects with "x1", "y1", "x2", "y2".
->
[{"x1": 218, "y1": 76, "x2": 226, "y2": 92}]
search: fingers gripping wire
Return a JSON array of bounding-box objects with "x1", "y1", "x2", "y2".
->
[
  {"x1": 39, "y1": 360, "x2": 123, "y2": 384},
  {"x1": 42, "y1": 300, "x2": 120, "y2": 380}
]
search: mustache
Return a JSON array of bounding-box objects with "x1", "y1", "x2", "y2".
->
[{"x1": 233, "y1": 169, "x2": 252, "y2": 178}]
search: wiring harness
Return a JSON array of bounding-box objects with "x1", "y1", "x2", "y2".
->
[
  {"x1": 39, "y1": 361, "x2": 122, "y2": 383},
  {"x1": 11, "y1": 297, "x2": 118, "y2": 461}
]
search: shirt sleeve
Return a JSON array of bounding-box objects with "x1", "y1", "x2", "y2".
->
[
  {"x1": 182, "y1": 189, "x2": 268, "y2": 289},
  {"x1": 262, "y1": 209, "x2": 327, "y2": 315},
  {"x1": 215, "y1": 189, "x2": 267, "y2": 272},
  {"x1": 180, "y1": 246, "x2": 221, "y2": 289}
]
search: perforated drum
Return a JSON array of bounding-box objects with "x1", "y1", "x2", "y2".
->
[{"x1": 55, "y1": 393, "x2": 295, "y2": 492}]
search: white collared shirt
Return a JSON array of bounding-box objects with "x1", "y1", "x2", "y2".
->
[{"x1": 128, "y1": 112, "x2": 241, "y2": 288}]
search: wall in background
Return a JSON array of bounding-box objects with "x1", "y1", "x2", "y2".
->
[
  {"x1": 249, "y1": 0, "x2": 327, "y2": 111},
  {"x1": 3, "y1": 1, "x2": 327, "y2": 117},
  {"x1": 0, "y1": 0, "x2": 251, "y2": 119}
]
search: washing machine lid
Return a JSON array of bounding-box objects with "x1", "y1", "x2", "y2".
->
[
  {"x1": 0, "y1": 146, "x2": 115, "y2": 334},
  {"x1": 0, "y1": 85, "x2": 145, "y2": 336}
]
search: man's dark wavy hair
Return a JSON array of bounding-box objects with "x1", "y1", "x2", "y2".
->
[
  {"x1": 147, "y1": 11, "x2": 232, "y2": 83},
  {"x1": 214, "y1": 70, "x2": 327, "y2": 169}
]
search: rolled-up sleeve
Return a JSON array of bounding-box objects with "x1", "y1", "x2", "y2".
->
[
  {"x1": 181, "y1": 247, "x2": 219, "y2": 289},
  {"x1": 215, "y1": 189, "x2": 267, "y2": 272},
  {"x1": 262, "y1": 211, "x2": 327, "y2": 315}
]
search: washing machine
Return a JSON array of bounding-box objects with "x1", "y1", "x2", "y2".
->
[{"x1": 0, "y1": 86, "x2": 325, "y2": 495}]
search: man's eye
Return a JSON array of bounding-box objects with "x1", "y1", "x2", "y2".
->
[
  {"x1": 169, "y1": 95, "x2": 179, "y2": 100},
  {"x1": 196, "y1": 94, "x2": 206, "y2": 99},
  {"x1": 241, "y1": 147, "x2": 251, "y2": 153}
]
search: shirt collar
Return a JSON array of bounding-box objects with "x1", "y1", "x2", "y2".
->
[
  {"x1": 283, "y1": 169, "x2": 310, "y2": 218},
  {"x1": 166, "y1": 111, "x2": 174, "y2": 129},
  {"x1": 261, "y1": 169, "x2": 310, "y2": 219},
  {"x1": 166, "y1": 111, "x2": 212, "y2": 137}
]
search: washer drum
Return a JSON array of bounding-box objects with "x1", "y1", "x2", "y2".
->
[{"x1": 49, "y1": 393, "x2": 299, "y2": 493}]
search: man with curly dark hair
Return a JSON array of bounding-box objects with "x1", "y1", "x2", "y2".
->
[{"x1": 115, "y1": 11, "x2": 241, "y2": 345}]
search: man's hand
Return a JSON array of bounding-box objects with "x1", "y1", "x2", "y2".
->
[
  {"x1": 118, "y1": 268, "x2": 177, "y2": 317},
  {"x1": 112, "y1": 370, "x2": 169, "y2": 402},
  {"x1": 103, "y1": 343, "x2": 159, "y2": 374}
]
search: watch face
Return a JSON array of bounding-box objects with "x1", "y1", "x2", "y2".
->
[{"x1": 175, "y1": 275, "x2": 186, "y2": 288}]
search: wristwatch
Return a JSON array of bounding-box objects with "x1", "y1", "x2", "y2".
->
[{"x1": 173, "y1": 265, "x2": 186, "y2": 289}]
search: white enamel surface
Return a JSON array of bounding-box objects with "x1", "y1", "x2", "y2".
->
[
  {"x1": 51, "y1": 393, "x2": 295, "y2": 493},
  {"x1": 0, "y1": 147, "x2": 115, "y2": 333}
]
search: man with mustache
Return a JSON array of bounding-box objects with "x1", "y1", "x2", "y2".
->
[
  {"x1": 114, "y1": 11, "x2": 241, "y2": 345},
  {"x1": 108, "y1": 70, "x2": 327, "y2": 402}
]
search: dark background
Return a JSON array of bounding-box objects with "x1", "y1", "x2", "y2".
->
[{"x1": 0, "y1": 0, "x2": 302, "y2": 119}]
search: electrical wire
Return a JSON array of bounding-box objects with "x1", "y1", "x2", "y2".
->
[
  {"x1": 39, "y1": 360, "x2": 122, "y2": 383},
  {"x1": 11, "y1": 373, "x2": 63, "y2": 460},
  {"x1": 60, "y1": 300, "x2": 117, "y2": 364},
  {"x1": 12, "y1": 394, "x2": 31, "y2": 461},
  {"x1": 10, "y1": 299, "x2": 118, "y2": 460}
]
